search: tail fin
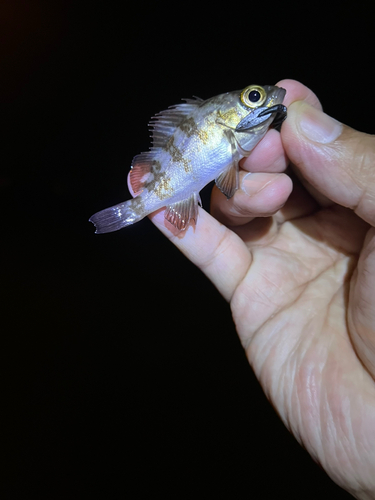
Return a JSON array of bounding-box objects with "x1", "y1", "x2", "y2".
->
[{"x1": 89, "y1": 199, "x2": 143, "y2": 234}]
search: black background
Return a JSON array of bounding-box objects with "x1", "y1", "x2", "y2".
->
[{"x1": 1, "y1": 2, "x2": 372, "y2": 498}]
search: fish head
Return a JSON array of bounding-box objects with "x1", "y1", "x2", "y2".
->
[
  {"x1": 215, "y1": 84, "x2": 287, "y2": 153},
  {"x1": 235, "y1": 84, "x2": 287, "y2": 131}
]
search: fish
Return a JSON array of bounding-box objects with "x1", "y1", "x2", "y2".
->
[{"x1": 89, "y1": 84, "x2": 287, "y2": 233}]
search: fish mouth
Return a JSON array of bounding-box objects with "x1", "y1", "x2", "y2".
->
[
  {"x1": 258, "y1": 104, "x2": 287, "y2": 130},
  {"x1": 236, "y1": 86, "x2": 287, "y2": 132}
]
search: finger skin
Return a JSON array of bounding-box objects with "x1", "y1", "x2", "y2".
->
[
  {"x1": 211, "y1": 172, "x2": 293, "y2": 227},
  {"x1": 276, "y1": 78, "x2": 322, "y2": 110},
  {"x1": 150, "y1": 208, "x2": 251, "y2": 302},
  {"x1": 240, "y1": 129, "x2": 288, "y2": 173},
  {"x1": 281, "y1": 100, "x2": 375, "y2": 227},
  {"x1": 349, "y1": 228, "x2": 375, "y2": 376}
]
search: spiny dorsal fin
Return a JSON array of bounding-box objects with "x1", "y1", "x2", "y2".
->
[
  {"x1": 149, "y1": 98, "x2": 203, "y2": 149},
  {"x1": 130, "y1": 97, "x2": 203, "y2": 196},
  {"x1": 165, "y1": 192, "x2": 202, "y2": 231}
]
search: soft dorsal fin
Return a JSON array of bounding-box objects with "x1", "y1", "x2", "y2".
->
[
  {"x1": 129, "y1": 151, "x2": 161, "y2": 195},
  {"x1": 149, "y1": 97, "x2": 203, "y2": 149}
]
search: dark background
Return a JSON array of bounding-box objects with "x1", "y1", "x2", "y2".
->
[{"x1": 1, "y1": 2, "x2": 372, "y2": 498}]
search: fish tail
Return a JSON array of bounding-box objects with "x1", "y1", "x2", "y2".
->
[{"x1": 89, "y1": 199, "x2": 144, "y2": 234}]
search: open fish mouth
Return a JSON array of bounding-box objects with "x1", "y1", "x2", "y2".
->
[
  {"x1": 259, "y1": 104, "x2": 287, "y2": 130},
  {"x1": 236, "y1": 103, "x2": 287, "y2": 131}
]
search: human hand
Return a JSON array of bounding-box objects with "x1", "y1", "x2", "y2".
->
[{"x1": 149, "y1": 80, "x2": 375, "y2": 499}]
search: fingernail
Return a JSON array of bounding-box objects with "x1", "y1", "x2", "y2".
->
[
  {"x1": 296, "y1": 102, "x2": 343, "y2": 144},
  {"x1": 241, "y1": 172, "x2": 276, "y2": 196}
]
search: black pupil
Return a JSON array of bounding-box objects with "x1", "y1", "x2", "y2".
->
[{"x1": 249, "y1": 90, "x2": 260, "y2": 102}]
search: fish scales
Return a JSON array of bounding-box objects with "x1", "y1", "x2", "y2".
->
[{"x1": 89, "y1": 84, "x2": 287, "y2": 233}]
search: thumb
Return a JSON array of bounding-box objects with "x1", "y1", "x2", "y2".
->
[{"x1": 281, "y1": 101, "x2": 375, "y2": 226}]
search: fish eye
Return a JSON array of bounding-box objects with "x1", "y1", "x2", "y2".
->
[
  {"x1": 249, "y1": 90, "x2": 260, "y2": 102},
  {"x1": 240, "y1": 85, "x2": 267, "y2": 108}
]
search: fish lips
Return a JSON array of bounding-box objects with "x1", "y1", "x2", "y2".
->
[{"x1": 236, "y1": 104, "x2": 287, "y2": 132}]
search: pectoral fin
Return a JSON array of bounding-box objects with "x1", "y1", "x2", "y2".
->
[
  {"x1": 165, "y1": 192, "x2": 201, "y2": 231},
  {"x1": 215, "y1": 130, "x2": 239, "y2": 198}
]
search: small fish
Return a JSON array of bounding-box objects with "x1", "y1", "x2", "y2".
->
[{"x1": 89, "y1": 84, "x2": 287, "y2": 233}]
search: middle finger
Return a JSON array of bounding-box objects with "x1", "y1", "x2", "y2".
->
[{"x1": 210, "y1": 170, "x2": 293, "y2": 227}]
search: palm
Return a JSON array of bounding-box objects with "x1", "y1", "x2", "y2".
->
[
  {"x1": 152, "y1": 187, "x2": 375, "y2": 494},
  {"x1": 228, "y1": 202, "x2": 375, "y2": 492}
]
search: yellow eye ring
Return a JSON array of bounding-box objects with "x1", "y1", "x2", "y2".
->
[{"x1": 240, "y1": 85, "x2": 267, "y2": 108}]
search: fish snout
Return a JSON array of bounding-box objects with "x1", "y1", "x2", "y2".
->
[{"x1": 273, "y1": 86, "x2": 286, "y2": 104}]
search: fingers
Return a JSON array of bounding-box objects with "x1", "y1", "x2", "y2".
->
[
  {"x1": 281, "y1": 101, "x2": 375, "y2": 226},
  {"x1": 149, "y1": 207, "x2": 251, "y2": 302},
  {"x1": 240, "y1": 129, "x2": 288, "y2": 173},
  {"x1": 210, "y1": 171, "x2": 293, "y2": 227}
]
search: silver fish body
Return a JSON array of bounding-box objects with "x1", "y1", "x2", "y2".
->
[{"x1": 90, "y1": 84, "x2": 286, "y2": 233}]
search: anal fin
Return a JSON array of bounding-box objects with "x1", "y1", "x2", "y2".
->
[{"x1": 165, "y1": 192, "x2": 201, "y2": 231}]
